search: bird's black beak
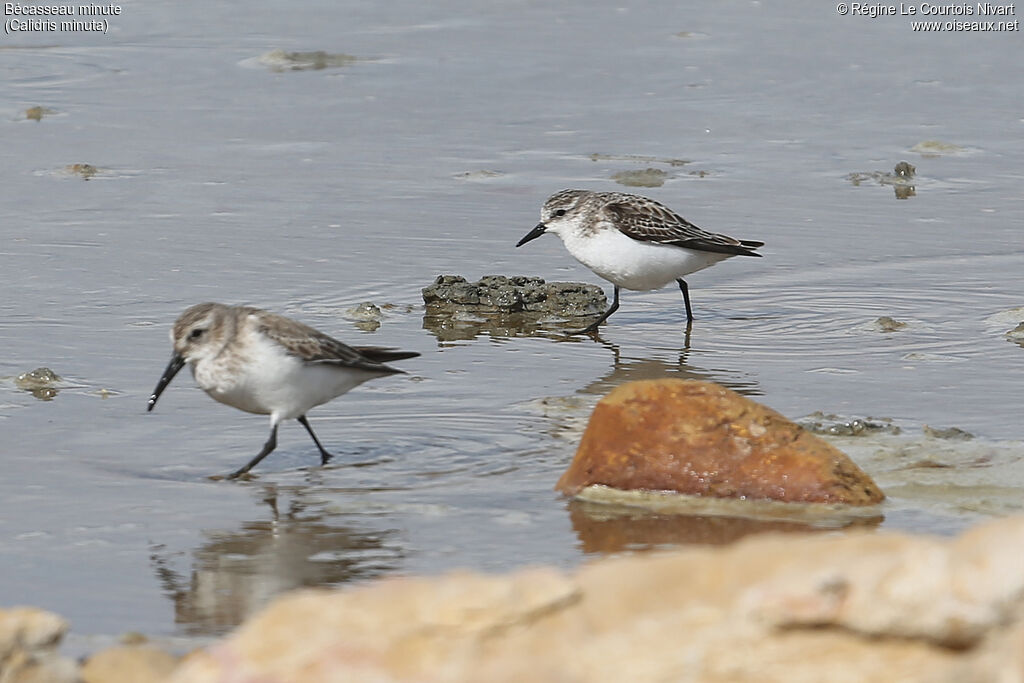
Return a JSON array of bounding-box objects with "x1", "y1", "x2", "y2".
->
[
  {"x1": 147, "y1": 353, "x2": 185, "y2": 412},
  {"x1": 516, "y1": 222, "x2": 547, "y2": 248}
]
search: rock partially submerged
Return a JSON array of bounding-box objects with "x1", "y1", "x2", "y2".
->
[
  {"x1": 422, "y1": 275, "x2": 607, "y2": 318},
  {"x1": 556, "y1": 379, "x2": 884, "y2": 505},
  {"x1": 15, "y1": 367, "x2": 61, "y2": 400}
]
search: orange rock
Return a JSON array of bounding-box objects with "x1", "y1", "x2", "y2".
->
[{"x1": 556, "y1": 379, "x2": 884, "y2": 505}]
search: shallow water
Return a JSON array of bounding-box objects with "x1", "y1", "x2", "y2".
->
[{"x1": 1, "y1": 0, "x2": 1022, "y2": 650}]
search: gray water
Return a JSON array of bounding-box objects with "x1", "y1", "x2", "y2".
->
[{"x1": 2, "y1": 0, "x2": 1022, "y2": 650}]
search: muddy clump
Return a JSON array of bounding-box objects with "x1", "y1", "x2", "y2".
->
[
  {"x1": 422, "y1": 275, "x2": 608, "y2": 339},
  {"x1": 423, "y1": 275, "x2": 606, "y2": 317}
]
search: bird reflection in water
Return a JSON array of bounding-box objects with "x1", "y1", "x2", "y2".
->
[{"x1": 150, "y1": 484, "x2": 402, "y2": 636}]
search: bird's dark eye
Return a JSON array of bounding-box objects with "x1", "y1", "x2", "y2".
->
[
  {"x1": 189, "y1": 328, "x2": 204, "y2": 340},
  {"x1": 554, "y1": 209, "x2": 567, "y2": 217}
]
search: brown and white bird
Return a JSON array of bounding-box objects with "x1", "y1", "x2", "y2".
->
[
  {"x1": 147, "y1": 302, "x2": 419, "y2": 478},
  {"x1": 516, "y1": 189, "x2": 763, "y2": 333}
]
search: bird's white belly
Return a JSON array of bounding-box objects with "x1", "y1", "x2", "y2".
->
[
  {"x1": 563, "y1": 229, "x2": 729, "y2": 291},
  {"x1": 193, "y1": 338, "x2": 376, "y2": 419}
]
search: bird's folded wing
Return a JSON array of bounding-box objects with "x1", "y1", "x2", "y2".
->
[{"x1": 606, "y1": 199, "x2": 762, "y2": 256}]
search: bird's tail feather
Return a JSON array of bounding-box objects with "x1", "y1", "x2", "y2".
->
[{"x1": 353, "y1": 347, "x2": 421, "y2": 364}]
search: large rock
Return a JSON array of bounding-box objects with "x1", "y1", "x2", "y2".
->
[
  {"x1": 556, "y1": 379, "x2": 884, "y2": 505},
  {"x1": 167, "y1": 516, "x2": 1024, "y2": 683}
]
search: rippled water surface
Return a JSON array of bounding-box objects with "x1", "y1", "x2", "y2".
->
[{"x1": 2, "y1": 0, "x2": 1022, "y2": 650}]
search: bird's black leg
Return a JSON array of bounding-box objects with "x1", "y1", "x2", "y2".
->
[
  {"x1": 677, "y1": 279, "x2": 695, "y2": 322},
  {"x1": 297, "y1": 415, "x2": 334, "y2": 466},
  {"x1": 229, "y1": 423, "x2": 278, "y2": 479},
  {"x1": 572, "y1": 285, "x2": 620, "y2": 335}
]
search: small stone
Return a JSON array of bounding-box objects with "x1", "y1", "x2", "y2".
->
[
  {"x1": 556, "y1": 379, "x2": 884, "y2": 505},
  {"x1": 15, "y1": 368, "x2": 61, "y2": 400},
  {"x1": 893, "y1": 161, "x2": 916, "y2": 178},
  {"x1": 1006, "y1": 322, "x2": 1024, "y2": 341},
  {"x1": 343, "y1": 302, "x2": 382, "y2": 322},
  {"x1": 15, "y1": 367, "x2": 61, "y2": 390},
  {"x1": 873, "y1": 316, "x2": 907, "y2": 332}
]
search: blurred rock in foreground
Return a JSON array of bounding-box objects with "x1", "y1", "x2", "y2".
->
[
  {"x1": 167, "y1": 516, "x2": 1024, "y2": 682},
  {"x1": 0, "y1": 607, "x2": 77, "y2": 683},
  {"x1": 81, "y1": 644, "x2": 180, "y2": 683},
  {"x1": 557, "y1": 379, "x2": 884, "y2": 505}
]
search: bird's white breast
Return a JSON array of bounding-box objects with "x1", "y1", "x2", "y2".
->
[
  {"x1": 191, "y1": 328, "x2": 378, "y2": 419},
  {"x1": 559, "y1": 225, "x2": 729, "y2": 291}
]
